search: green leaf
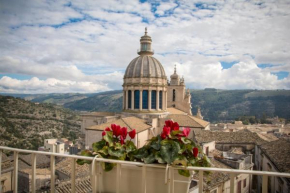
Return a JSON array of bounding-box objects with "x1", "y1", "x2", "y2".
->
[
  {"x1": 155, "y1": 152, "x2": 166, "y2": 164},
  {"x1": 103, "y1": 131, "x2": 114, "y2": 146},
  {"x1": 133, "y1": 147, "x2": 149, "y2": 159},
  {"x1": 102, "y1": 162, "x2": 115, "y2": 172},
  {"x1": 180, "y1": 137, "x2": 192, "y2": 144},
  {"x1": 108, "y1": 146, "x2": 125, "y2": 158},
  {"x1": 171, "y1": 130, "x2": 182, "y2": 136},
  {"x1": 92, "y1": 140, "x2": 106, "y2": 152},
  {"x1": 173, "y1": 155, "x2": 188, "y2": 166},
  {"x1": 125, "y1": 140, "x2": 137, "y2": 153},
  {"x1": 150, "y1": 135, "x2": 161, "y2": 150},
  {"x1": 178, "y1": 169, "x2": 190, "y2": 177},
  {"x1": 98, "y1": 146, "x2": 108, "y2": 156},
  {"x1": 76, "y1": 150, "x2": 94, "y2": 165},
  {"x1": 160, "y1": 141, "x2": 180, "y2": 164},
  {"x1": 143, "y1": 153, "x2": 156, "y2": 164}
]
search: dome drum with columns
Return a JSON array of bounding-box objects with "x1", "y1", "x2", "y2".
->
[{"x1": 123, "y1": 28, "x2": 168, "y2": 114}]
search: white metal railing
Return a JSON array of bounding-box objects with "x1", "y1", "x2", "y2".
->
[{"x1": 1, "y1": 146, "x2": 290, "y2": 193}]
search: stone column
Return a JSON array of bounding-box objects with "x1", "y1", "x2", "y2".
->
[
  {"x1": 148, "y1": 90, "x2": 152, "y2": 111},
  {"x1": 165, "y1": 91, "x2": 167, "y2": 110},
  {"x1": 131, "y1": 89, "x2": 134, "y2": 110},
  {"x1": 156, "y1": 89, "x2": 159, "y2": 111},
  {"x1": 123, "y1": 90, "x2": 125, "y2": 110},
  {"x1": 125, "y1": 90, "x2": 129, "y2": 110},
  {"x1": 162, "y1": 90, "x2": 166, "y2": 110},
  {"x1": 139, "y1": 90, "x2": 143, "y2": 111}
]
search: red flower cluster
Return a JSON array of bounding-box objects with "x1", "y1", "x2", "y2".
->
[
  {"x1": 102, "y1": 124, "x2": 136, "y2": 145},
  {"x1": 160, "y1": 120, "x2": 191, "y2": 139}
]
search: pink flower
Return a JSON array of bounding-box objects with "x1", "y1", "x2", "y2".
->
[
  {"x1": 102, "y1": 131, "x2": 106, "y2": 137},
  {"x1": 182, "y1": 128, "x2": 190, "y2": 137},
  {"x1": 193, "y1": 147, "x2": 198, "y2": 158},
  {"x1": 129, "y1": 129, "x2": 136, "y2": 139},
  {"x1": 121, "y1": 127, "x2": 128, "y2": 139}
]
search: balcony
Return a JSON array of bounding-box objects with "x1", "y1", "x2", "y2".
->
[{"x1": 1, "y1": 146, "x2": 290, "y2": 193}]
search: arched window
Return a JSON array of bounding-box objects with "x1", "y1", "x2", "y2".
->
[
  {"x1": 159, "y1": 91, "x2": 163, "y2": 109},
  {"x1": 151, "y1": 90, "x2": 156, "y2": 109},
  {"x1": 134, "y1": 90, "x2": 140, "y2": 109},
  {"x1": 142, "y1": 90, "x2": 148, "y2": 109},
  {"x1": 173, "y1": 89, "x2": 176, "y2": 101},
  {"x1": 128, "y1": 90, "x2": 131, "y2": 109}
]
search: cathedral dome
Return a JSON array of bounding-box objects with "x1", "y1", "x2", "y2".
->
[{"x1": 124, "y1": 55, "x2": 166, "y2": 78}]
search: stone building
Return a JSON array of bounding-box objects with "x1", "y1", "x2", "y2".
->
[{"x1": 84, "y1": 28, "x2": 209, "y2": 149}]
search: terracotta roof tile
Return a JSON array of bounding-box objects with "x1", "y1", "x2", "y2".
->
[
  {"x1": 56, "y1": 177, "x2": 91, "y2": 193},
  {"x1": 193, "y1": 129, "x2": 266, "y2": 145},
  {"x1": 260, "y1": 139, "x2": 290, "y2": 173},
  {"x1": 167, "y1": 114, "x2": 209, "y2": 128},
  {"x1": 56, "y1": 158, "x2": 90, "y2": 178},
  {"x1": 86, "y1": 116, "x2": 151, "y2": 133}
]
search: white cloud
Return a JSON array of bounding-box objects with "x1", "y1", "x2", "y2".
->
[
  {"x1": 0, "y1": 76, "x2": 109, "y2": 94},
  {"x1": 0, "y1": 0, "x2": 290, "y2": 93}
]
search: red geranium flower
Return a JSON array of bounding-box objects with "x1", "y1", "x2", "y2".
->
[
  {"x1": 105, "y1": 127, "x2": 111, "y2": 131},
  {"x1": 193, "y1": 147, "x2": 198, "y2": 158},
  {"x1": 102, "y1": 131, "x2": 106, "y2": 137},
  {"x1": 165, "y1": 120, "x2": 179, "y2": 131},
  {"x1": 161, "y1": 132, "x2": 167, "y2": 139},
  {"x1": 129, "y1": 129, "x2": 136, "y2": 139},
  {"x1": 121, "y1": 127, "x2": 128, "y2": 139},
  {"x1": 120, "y1": 136, "x2": 124, "y2": 145}
]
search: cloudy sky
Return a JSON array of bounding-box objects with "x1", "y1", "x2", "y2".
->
[{"x1": 0, "y1": 0, "x2": 289, "y2": 93}]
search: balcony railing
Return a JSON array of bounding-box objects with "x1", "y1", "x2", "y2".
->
[{"x1": 1, "y1": 146, "x2": 290, "y2": 193}]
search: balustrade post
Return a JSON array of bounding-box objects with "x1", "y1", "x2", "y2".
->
[
  {"x1": 71, "y1": 158, "x2": 76, "y2": 193},
  {"x1": 13, "y1": 151, "x2": 19, "y2": 193},
  {"x1": 230, "y1": 173, "x2": 235, "y2": 193},
  {"x1": 31, "y1": 153, "x2": 36, "y2": 193},
  {"x1": 262, "y1": 175, "x2": 268, "y2": 193},
  {"x1": 50, "y1": 155, "x2": 55, "y2": 193},
  {"x1": 198, "y1": 171, "x2": 203, "y2": 193},
  {"x1": 0, "y1": 151, "x2": 2, "y2": 193}
]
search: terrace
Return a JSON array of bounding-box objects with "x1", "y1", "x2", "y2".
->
[{"x1": 1, "y1": 146, "x2": 290, "y2": 193}]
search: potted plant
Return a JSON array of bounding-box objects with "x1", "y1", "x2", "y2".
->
[{"x1": 77, "y1": 120, "x2": 210, "y2": 193}]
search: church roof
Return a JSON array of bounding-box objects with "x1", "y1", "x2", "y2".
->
[
  {"x1": 259, "y1": 139, "x2": 290, "y2": 173},
  {"x1": 86, "y1": 116, "x2": 151, "y2": 133},
  {"x1": 167, "y1": 107, "x2": 187, "y2": 115},
  {"x1": 167, "y1": 114, "x2": 209, "y2": 128},
  {"x1": 124, "y1": 55, "x2": 166, "y2": 78}
]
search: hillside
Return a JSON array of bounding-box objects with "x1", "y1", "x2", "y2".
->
[
  {"x1": 0, "y1": 95, "x2": 81, "y2": 150},
  {"x1": 62, "y1": 90, "x2": 290, "y2": 122},
  {"x1": 2, "y1": 89, "x2": 290, "y2": 123}
]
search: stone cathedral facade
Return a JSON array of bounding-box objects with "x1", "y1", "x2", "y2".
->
[{"x1": 83, "y1": 29, "x2": 209, "y2": 149}]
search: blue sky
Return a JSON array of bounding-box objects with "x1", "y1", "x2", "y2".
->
[{"x1": 0, "y1": 0, "x2": 289, "y2": 93}]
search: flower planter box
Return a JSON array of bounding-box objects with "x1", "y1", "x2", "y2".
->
[{"x1": 91, "y1": 163, "x2": 191, "y2": 193}]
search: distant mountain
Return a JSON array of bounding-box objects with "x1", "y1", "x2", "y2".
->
[
  {"x1": 2, "y1": 89, "x2": 290, "y2": 123},
  {"x1": 0, "y1": 95, "x2": 81, "y2": 150},
  {"x1": 63, "y1": 90, "x2": 123, "y2": 112}
]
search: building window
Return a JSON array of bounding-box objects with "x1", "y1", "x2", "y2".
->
[
  {"x1": 134, "y1": 90, "x2": 140, "y2": 109},
  {"x1": 142, "y1": 90, "x2": 148, "y2": 109},
  {"x1": 243, "y1": 179, "x2": 246, "y2": 188},
  {"x1": 151, "y1": 90, "x2": 156, "y2": 109},
  {"x1": 173, "y1": 89, "x2": 176, "y2": 101},
  {"x1": 142, "y1": 43, "x2": 148, "y2": 51},
  {"x1": 159, "y1": 91, "x2": 163, "y2": 109},
  {"x1": 128, "y1": 90, "x2": 132, "y2": 109}
]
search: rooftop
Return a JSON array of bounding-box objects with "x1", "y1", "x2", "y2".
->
[
  {"x1": 56, "y1": 158, "x2": 89, "y2": 178},
  {"x1": 259, "y1": 139, "x2": 290, "y2": 173},
  {"x1": 56, "y1": 177, "x2": 91, "y2": 193},
  {"x1": 193, "y1": 129, "x2": 266, "y2": 145},
  {"x1": 86, "y1": 116, "x2": 151, "y2": 133},
  {"x1": 167, "y1": 107, "x2": 187, "y2": 115},
  {"x1": 167, "y1": 114, "x2": 209, "y2": 128}
]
